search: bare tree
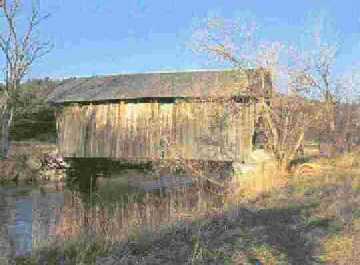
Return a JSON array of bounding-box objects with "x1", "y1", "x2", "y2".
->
[
  {"x1": 0, "y1": 0, "x2": 51, "y2": 158},
  {"x1": 333, "y1": 70, "x2": 360, "y2": 152},
  {"x1": 192, "y1": 15, "x2": 360, "y2": 169},
  {"x1": 191, "y1": 17, "x2": 320, "y2": 171},
  {"x1": 291, "y1": 32, "x2": 360, "y2": 155},
  {"x1": 290, "y1": 39, "x2": 339, "y2": 149}
]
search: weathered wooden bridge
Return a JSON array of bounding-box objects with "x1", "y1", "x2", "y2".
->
[{"x1": 48, "y1": 69, "x2": 272, "y2": 168}]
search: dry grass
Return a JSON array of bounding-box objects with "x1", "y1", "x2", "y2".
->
[
  {"x1": 230, "y1": 161, "x2": 288, "y2": 202},
  {"x1": 322, "y1": 233, "x2": 359, "y2": 265},
  {"x1": 15, "y1": 152, "x2": 360, "y2": 265},
  {"x1": 53, "y1": 185, "x2": 221, "y2": 245}
]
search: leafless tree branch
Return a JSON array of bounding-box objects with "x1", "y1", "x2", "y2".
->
[{"x1": 0, "y1": 0, "x2": 51, "y2": 158}]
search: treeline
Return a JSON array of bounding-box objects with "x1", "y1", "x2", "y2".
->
[
  {"x1": 306, "y1": 102, "x2": 360, "y2": 153},
  {"x1": 6, "y1": 78, "x2": 59, "y2": 142}
]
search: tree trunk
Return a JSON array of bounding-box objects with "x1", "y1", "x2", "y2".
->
[
  {"x1": 328, "y1": 101, "x2": 337, "y2": 155},
  {"x1": 277, "y1": 157, "x2": 288, "y2": 174},
  {"x1": 0, "y1": 106, "x2": 13, "y2": 159}
]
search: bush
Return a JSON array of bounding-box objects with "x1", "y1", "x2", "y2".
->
[{"x1": 9, "y1": 78, "x2": 59, "y2": 142}]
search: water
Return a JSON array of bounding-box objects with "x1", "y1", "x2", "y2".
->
[
  {"x1": 0, "y1": 170, "x2": 147, "y2": 260},
  {"x1": 0, "y1": 185, "x2": 64, "y2": 259},
  {"x1": 0, "y1": 168, "x2": 212, "y2": 262}
]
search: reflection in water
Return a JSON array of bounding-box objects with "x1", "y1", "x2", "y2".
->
[
  {"x1": 0, "y1": 170, "x2": 140, "y2": 260},
  {"x1": 0, "y1": 186, "x2": 64, "y2": 261},
  {"x1": 0, "y1": 189, "x2": 15, "y2": 263},
  {"x1": 32, "y1": 189, "x2": 64, "y2": 251},
  {"x1": 0, "y1": 168, "x2": 221, "y2": 262},
  {"x1": 0, "y1": 167, "x2": 132, "y2": 261}
]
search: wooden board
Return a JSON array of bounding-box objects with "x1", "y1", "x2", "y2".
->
[{"x1": 57, "y1": 99, "x2": 256, "y2": 162}]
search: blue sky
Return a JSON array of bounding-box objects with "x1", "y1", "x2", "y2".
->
[{"x1": 24, "y1": 0, "x2": 360, "y2": 79}]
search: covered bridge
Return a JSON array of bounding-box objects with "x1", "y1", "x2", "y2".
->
[{"x1": 48, "y1": 69, "x2": 271, "y2": 163}]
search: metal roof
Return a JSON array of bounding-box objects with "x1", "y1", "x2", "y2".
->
[{"x1": 47, "y1": 69, "x2": 271, "y2": 104}]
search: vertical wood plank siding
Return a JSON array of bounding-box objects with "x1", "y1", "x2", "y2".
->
[{"x1": 57, "y1": 100, "x2": 256, "y2": 162}]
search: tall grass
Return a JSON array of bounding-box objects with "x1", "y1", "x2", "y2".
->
[
  {"x1": 52, "y1": 183, "x2": 224, "y2": 246},
  {"x1": 50, "y1": 160, "x2": 287, "y2": 247},
  {"x1": 20, "y1": 152, "x2": 360, "y2": 264},
  {"x1": 229, "y1": 161, "x2": 287, "y2": 202}
]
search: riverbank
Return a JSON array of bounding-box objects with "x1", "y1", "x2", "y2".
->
[
  {"x1": 0, "y1": 142, "x2": 65, "y2": 184},
  {"x1": 13, "y1": 153, "x2": 360, "y2": 265}
]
